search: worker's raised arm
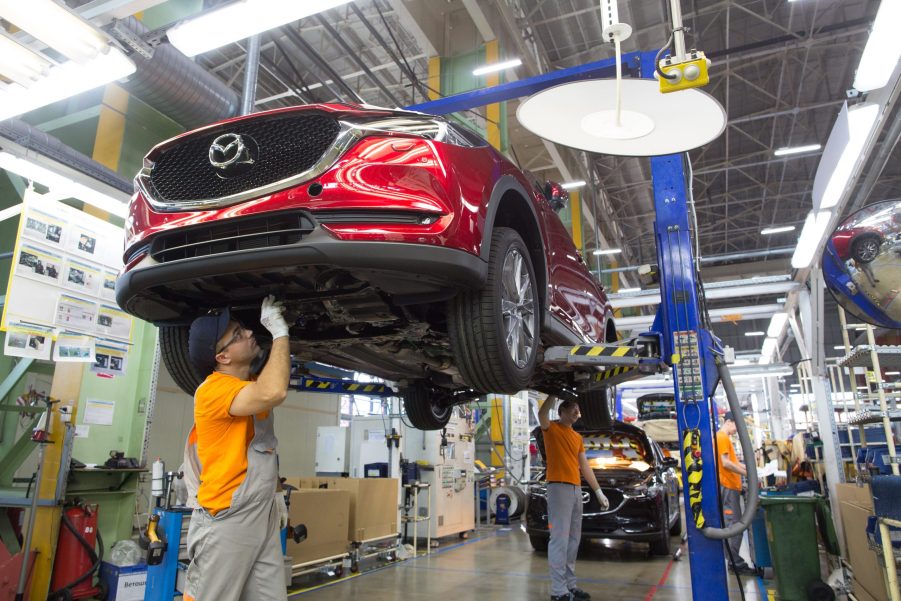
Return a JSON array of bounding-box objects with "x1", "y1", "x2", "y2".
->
[
  {"x1": 230, "y1": 296, "x2": 291, "y2": 416},
  {"x1": 538, "y1": 394, "x2": 556, "y2": 431}
]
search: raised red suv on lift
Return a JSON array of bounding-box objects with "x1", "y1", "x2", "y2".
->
[{"x1": 116, "y1": 104, "x2": 616, "y2": 429}]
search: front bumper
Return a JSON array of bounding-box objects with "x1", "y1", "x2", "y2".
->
[
  {"x1": 525, "y1": 493, "x2": 665, "y2": 542},
  {"x1": 116, "y1": 226, "x2": 487, "y2": 323}
]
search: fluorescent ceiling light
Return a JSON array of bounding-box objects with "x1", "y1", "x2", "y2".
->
[
  {"x1": 0, "y1": 47, "x2": 135, "y2": 122},
  {"x1": 561, "y1": 180, "x2": 586, "y2": 190},
  {"x1": 817, "y1": 103, "x2": 880, "y2": 210},
  {"x1": 593, "y1": 248, "x2": 622, "y2": 256},
  {"x1": 886, "y1": 371, "x2": 900, "y2": 376},
  {"x1": 833, "y1": 345, "x2": 848, "y2": 350},
  {"x1": 761, "y1": 225, "x2": 796, "y2": 235},
  {"x1": 618, "y1": 287, "x2": 641, "y2": 294},
  {"x1": 744, "y1": 331, "x2": 765, "y2": 337},
  {"x1": 767, "y1": 312, "x2": 789, "y2": 338},
  {"x1": 0, "y1": 33, "x2": 52, "y2": 87},
  {"x1": 472, "y1": 58, "x2": 523, "y2": 76},
  {"x1": 0, "y1": 0, "x2": 110, "y2": 63},
  {"x1": 760, "y1": 337, "x2": 778, "y2": 365},
  {"x1": 0, "y1": 152, "x2": 128, "y2": 218},
  {"x1": 774, "y1": 144, "x2": 821, "y2": 157},
  {"x1": 791, "y1": 209, "x2": 833, "y2": 268},
  {"x1": 853, "y1": 0, "x2": 901, "y2": 92},
  {"x1": 167, "y1": 0, "x2": 352, "y2": 57}
]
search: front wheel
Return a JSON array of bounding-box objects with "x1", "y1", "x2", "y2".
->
[
  {"x1": 402, "y1": 380, "x2": 452, "y2": 430},
  {"x1": 529, "y1": 534, "x2": 549, "y2": 552},
  {"x1": 852, "y1": 235, "x2": 881, "y2": 263},
  {"x1": 159, "y1": 324, "x2": 204, "y2": 395},
  {"x1": 448, "y1": 228, "x2": 539, "y2": 393}
]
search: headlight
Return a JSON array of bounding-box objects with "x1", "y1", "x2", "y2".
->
[
  {"x1": 348, "y1": 117, "x2": 478, "y2": 147},
  {"x1": 623, "y1": 486, "x2": 649, "y2": 498}
]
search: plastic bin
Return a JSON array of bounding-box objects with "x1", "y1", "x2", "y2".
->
[
  {"x1": 760, "y1": 497, "x2": 834, "y2": 601},
  {"x1": 750, "y1": 507, "x2": 772, "y2": 569}
]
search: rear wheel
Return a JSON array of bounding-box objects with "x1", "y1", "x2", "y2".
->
[
  {"x1": 448, "y1": 228, "x2": 538, "y2": 393},
  {"x1": 159, "y1": 325, "x2": 204, "y2": 395},
  {"x1": 529, "y1": 534, "x2": 549, "y2": 552},
  {"x1": 402, "y1": 380, "x2": 453, "y2": 430},
  {"x1": 578, "y1": 386, "x2": 613, "y2": 428}
]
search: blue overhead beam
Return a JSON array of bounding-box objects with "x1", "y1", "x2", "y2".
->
[{"x1": 406, "y1": 52, "x2": 643, "y2": 115}]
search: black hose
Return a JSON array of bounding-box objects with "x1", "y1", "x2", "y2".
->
[
  {"x1": 47, "y1": 505, "x2": 104, "y2": 600},
  {"x1": 655, "y1": 32, "x2": 679, "y2": 80},
  {"x1": 700, "y1": 360, "x2": 759, "y2": 540}
]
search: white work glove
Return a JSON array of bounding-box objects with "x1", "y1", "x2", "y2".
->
[
  {"x1": 260, "y1": 295, "x2": 289, "y2": 340},
  {"x1": 595, "y1": 488, "x2": 609, "y2": 510},
  {"x1": 275, "y1": 491, "x2": 288, "y2": 529}
]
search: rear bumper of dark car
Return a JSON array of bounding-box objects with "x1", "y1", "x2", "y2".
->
[{"x1": 116, "y1": 227, "x2": 488, "y2": 323}]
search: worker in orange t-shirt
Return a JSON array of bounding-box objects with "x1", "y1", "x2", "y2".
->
[
  {"x1": 716, "y1": 411, "x2": 755, "y2": 575},
  {"x1": 182, "y1": 295, "x2": 291, "y2": 601},
  {"x1": 538, "y1": 395, "x2": 609, "y2": 601}
]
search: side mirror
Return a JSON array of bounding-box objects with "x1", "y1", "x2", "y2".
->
[
  {"x1": 544, "y1": 180, "x2": 569, "y2": 213},
  {"x1": 662, "y1": 457, "x2": 679, "y2": 469},
  {"x1": 823, "y1": 199, "x2": 900, "y2": 329}
]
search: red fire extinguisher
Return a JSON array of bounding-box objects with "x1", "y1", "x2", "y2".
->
[{"x1": 48, "y1": 503, "x2": 105, "y2": 601}]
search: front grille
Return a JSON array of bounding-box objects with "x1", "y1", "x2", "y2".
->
[
  {"x1": 150, "y1": 212, "x2": 316, "y2": 263},
  {"x1": 148, "y1": 114, "x2": 341, "y2": 202}
]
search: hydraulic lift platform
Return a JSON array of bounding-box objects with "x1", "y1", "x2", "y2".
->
[{"x1": 542, "y1": 336, "x2": 668, "y2": 388}]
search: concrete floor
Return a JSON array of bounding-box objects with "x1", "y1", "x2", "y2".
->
[{"x1": 289, "y1": 525, "x2": 770, "y2": 600}]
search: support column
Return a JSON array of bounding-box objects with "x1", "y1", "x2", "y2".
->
[
  {"x1": 485, "y1": 39, "x2": 501, "y2": 150},
  {"x1": 28, "y1": 363, "x2": 83, "y2": 601},
  {"x1": 241, "y1": 34, "x2": 261, "y2": 116}
]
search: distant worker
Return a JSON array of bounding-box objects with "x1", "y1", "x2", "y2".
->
[
  {"x1": 538, "y1": 395, "x2": 609, "y2": 601},
  {"x1": 716, "y1": 411, "x2": 755, "y2": 575},
  {"x1": 183, "y1": 295, "x2": 291, "y2": 601}
]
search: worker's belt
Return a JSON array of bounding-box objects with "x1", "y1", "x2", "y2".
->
[{"x1": 682, "y1": 428, "x2": 705, "y2": 529}]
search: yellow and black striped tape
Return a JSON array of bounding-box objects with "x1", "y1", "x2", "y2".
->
[
  {"x1": 592, "y1": 366, "x2": 636, "y2": 382},
  {"x1": 569, "y1": 345, "x2": 634, "y2": 358},
  {"x1": 683, "y1": 428, "x2": 705, "y2": 530},
  {"x1": 303, "y1": 379, "x2": 332, "y2": 390},
  {"x1": 344, "y1": 383, "x2": 387, "y2": 393}
]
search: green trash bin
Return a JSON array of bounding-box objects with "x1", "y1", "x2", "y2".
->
[{"x1": 760, "y1": 496, "x2": 837, "y2": 601}]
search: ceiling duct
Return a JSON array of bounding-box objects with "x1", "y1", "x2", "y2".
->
[{"x1": 116, "y1": 17, "x2": 240, "y2": 129}]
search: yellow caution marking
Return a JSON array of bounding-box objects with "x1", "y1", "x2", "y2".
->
[{"x1": 570, "y1": 345, "x2": 636, "y2": 357}]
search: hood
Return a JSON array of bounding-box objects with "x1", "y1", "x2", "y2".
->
[{"x1": 532, "y1": 421, "x2": 656, "y2": 476}]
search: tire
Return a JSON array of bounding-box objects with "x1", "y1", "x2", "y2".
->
[
  {"x1": 529, "y1": 534, "x2": 549, "y2": 552},
  {"x1": 402, "y1": 380, "x2": 452, "y2": 430},
  {"x1": 669, "y1": 511, "x2": 683, "y2": 536},
  {"x1": 159, "y1": 324, "x2": 205, "y2": 395},
  {"x1": 578, "y1": 386, "x2": 612, "y2": 428},
  {"x1": 851, "y1": 235, "x2": 881, "y2": 263},
  {"x1": 650, "y1": 505, "x2": 672, "y2": 556},
  {"x1": 448, "y1": 228, "x2": 539, "y2": 393},
  {"x1": 806, "y1": 579, "x2": 835, "y2": 601}
]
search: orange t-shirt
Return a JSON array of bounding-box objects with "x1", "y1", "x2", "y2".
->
[
  {"x1": 544, "y1": 421, "x2": 585, "y2": 485},
  {"x1": 194, "y1": 372, "x2": 267, "y2": 515},
  {"x1": 716, "y1": 429, "x2": 742, "y2": 491}
]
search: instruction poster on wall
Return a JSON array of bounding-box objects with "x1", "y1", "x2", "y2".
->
[
  {"x1": 3, "y1": 321, "x2": 53, "y2": 360},
  {"x1": 2, "y1": 189, "x2": 131, "y2": 346},
  {"x1": 53, "y1": 333, "x2": 95, "y2": 362},
  {"x1": 83, "y1": 398, "x2": 115, "y2": 426},
  {"x1": 91, "y1": 341, "x2": 128, "y2": 377}
]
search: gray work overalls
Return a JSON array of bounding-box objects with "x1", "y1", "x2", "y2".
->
[{"x1": 184, "y1": 410, "x2": 287, "y2": 601}]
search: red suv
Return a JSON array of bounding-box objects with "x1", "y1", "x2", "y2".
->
[{"x1": 116, "y1": 104, "x2": 616, "y2": 429}]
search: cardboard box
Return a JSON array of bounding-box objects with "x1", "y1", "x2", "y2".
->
[
  {"x1": 285, "y1": 477, "x2": 399, "y2": 541},
  {"x1": 100, "y1": 562, "x2": 147, "y2": 601},
  {"x1": 837, "y1": 482, "x2": 874, "y2": 511},
  {"x1": 286, "y1": 489, "x2": 350, "y2": 566},
  {"x1": 328, "y1": 477, "x2": 399, "y2": 542},
  {"x1": 853, "y1": 578, "x2": 881, "y2": 601},
  {"x1": 839, "y1": 499, "x2": 888, "y2": 601}
]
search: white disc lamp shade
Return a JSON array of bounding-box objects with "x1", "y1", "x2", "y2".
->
[{"x1": 516, "y1": 79, "x2": 726, "y2": 156}]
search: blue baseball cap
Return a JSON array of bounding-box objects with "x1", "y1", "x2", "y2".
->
[
  {"x1": 188, "y1": 308, "x2": 231, "y2": 377},
  {"x1": 723, "y1": 411, "x2": 735, "y2": 422}
]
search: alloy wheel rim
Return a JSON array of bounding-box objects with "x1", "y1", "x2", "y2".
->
[
  {"x1": 501, "y1": 248, "x2": 535, "y2": 368},
  {"x1": 858, "y1": 239, "x2": 879, "y2": 262}
]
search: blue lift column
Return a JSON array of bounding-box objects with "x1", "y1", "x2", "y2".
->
[{"x1": 649, "y1": 152, "x2": 729, "y2": 599}]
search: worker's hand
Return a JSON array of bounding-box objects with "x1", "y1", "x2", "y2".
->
[
  {"x1": 595, "y1": 488, "x2": 609, "y2": 510},
  {"x1": 260, "y1": 295, "x2": 290, "y2": 340},
  {"x1": 275, "y1": 491, "x2": 288, "y2": 529}
]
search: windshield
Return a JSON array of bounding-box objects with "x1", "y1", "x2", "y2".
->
[{"x1": 584, "y1": 432, "x2": 653, "y2": 472}]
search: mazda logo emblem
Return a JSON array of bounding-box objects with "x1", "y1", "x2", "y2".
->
[
  {"x1": 582, "y1": 491, "x2": 591, "y2": 504},
  {"x1": 209, "y1": 133, "x2": 256, "y2": 174}
]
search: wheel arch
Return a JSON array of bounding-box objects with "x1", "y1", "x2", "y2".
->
[{"x1": 482, "y1": 175, "x2": 548, "y2": 313}]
